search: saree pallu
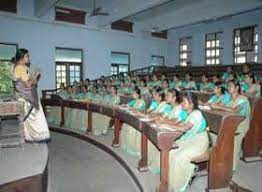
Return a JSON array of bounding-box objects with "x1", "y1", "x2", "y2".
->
[
  {"x1": 92, "y1": 113, "x2": 111, "y2": 136},
  {"x1": 120, "y1": 124, "x2": 141, "y2": 157},
  {"x1": 47, "y1": 106, "x2": 61, "y2": 126},
  {"x1": 69, "y1": 109, "x2": 88, "y2": 133},
  {"x1": 19, "y1": 98, "x2": 50, "y2": 142}
]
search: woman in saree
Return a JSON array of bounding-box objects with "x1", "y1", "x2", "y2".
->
[
  {"x1": 13, "y1": 48, "x2": 50, "y2": 142},
  {"x1": 211, "y1": 80, "x2": 251, "y2": 171},
  {"x1": 68, "y1": 85, "x2": 90, "y2": 132},
  {"x1": 204, "y1": 82, "x2": 231, "y2": 106},
  {"x1": 92, "y1": 86, "x2": 120, "y2": 135},
  {"x1": 47, "y1": 83, "x2": 68, "y2": 125},
  {"x1": 121, "y1": 87, "x2": 145, "y2": 157},
  {"x1": 170, "y1": 74, "x2": 183, "y2": 90},
  {"x1": 166, "y1": 92, "x2": 208, "y2": 191},
  {"x1": 183, "y1": 73, "x2": 197, "y2": 90},
  {"x1": 242, "y1": 73, "x2": 261, "y2": 98},
  {"x1": 199, "y1": 74, "x2": 215, "y2": 92},
  {"x1": 148, "y1": 89, "x2": 188, "y2": 175}
]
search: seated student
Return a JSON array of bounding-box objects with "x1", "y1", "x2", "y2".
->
[
  {"x1": 151, "y1": 74, "x2": 161, "y2": 88},
  {"x1": 170, "y1": 74, "x2": 183, "y2": 90},
  {"x1": 161, "y1": 79, "x2": 170, "y2": 95},
  {"x1": 57, "y1": 83, "x2": 69, "y2": 99},
  {"x1": 146, "y1": 89, "x2": 158, "y2": 113},
  {"x1": 121, "y1": 88, "x2": 145, "y2": 157},
  {"x1": 139, "y1": 79, "x2": 150, "y2": 96},
  {"x1": 238, "y1": 64, "x2": 251, "y2": 82},
  {"x1": 148, "y1": 90, "x2": 172, "y2": 119},
  {"x1": 242, "y1": 73, "x2": 261, "y2": 98},
  {"x1": 212, "y1": 74, "x2": 221, "y2": 84},
  {"x1": 92, "y1": 86, "x2": 120, "y2": 135},
  {"x1": 69, "y1": 85, "x2": 90, "y2": 132},
  {"x1": 162, "y1": 92, "x2": 208, "y2": 191},
  {"x1": 199, "y1": 74, "x2": 215, "y2": 92},
  {"x1": 148, "y1": 89, "x2": 188, "y2": 174},
  {"x1": 222, "y1": 66, "x2": 234, "y2": 82},
  {"x1": 183, "y1": 73, "x2": 197, "y2": 90},
  {"x1": 211, "y1": 80, "x2": 250, "y2": 171},
  {"x1": 205, "y1": 82, "x2": 231, "y2": 106},
  {"x1": 118, "y1": 80, "x2": 130, "y2": 95},
  {"x1": 47, "y1": 83, "x2": 68, "y2": 125},
  {"x1": 64, "y1": 86, "x2": 75, "y2": 128}
]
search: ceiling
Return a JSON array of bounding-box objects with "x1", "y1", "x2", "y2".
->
[{"x1": 35, "y1": 0, "x2": 262, "y2": 31}]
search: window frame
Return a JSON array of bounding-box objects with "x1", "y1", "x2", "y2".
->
[
  {"x1": 110, "y1": 51, "x2": 130, "y2": 75},
  {"x1": 233, "y1": 25, "x2": 258, "y2": 64},
  {"x1": 205, "y1": 32, "x2": 223, "y2": 65},
  {"x1": 0, "y1": 42, "x2": 18, "y2": 62},
  {"x1": 55, "y1": 47, "x2": 83, "y2": 88},
  {"x1": 151, "y1": 55, "x2": 165, "y2": 66},
  {"x1": 179, "y1": 37, "x2": 192, "y2": 66}
]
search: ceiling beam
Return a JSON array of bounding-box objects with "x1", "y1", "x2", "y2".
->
[
  {"x1": 96, "y1": 0, "x2": 172, "y2": 27},
  {"x1": 134, "y1": 0, "x2": 262, "y2": 32},
  {"x1": 34, "y1": 0, "x2": 61, "y2": 17}
]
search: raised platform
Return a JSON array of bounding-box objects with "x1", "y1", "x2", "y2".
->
[{"x1": 0, "y1": 119, "x2": 49, "y2": 192}]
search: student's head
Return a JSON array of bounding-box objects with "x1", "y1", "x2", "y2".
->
[
  {"x1": 243, "y1": 64, "x2": 250, "y2": 74},
  {"x1": 212, "y1": 74, "x2": 220, "y2": 83},
  {"x1": 226, "y1": 66, "x2": 234, "y2": 73},
  {"x1": 85, "y1": 78, "x2": 90, "y2": 85},
  {"x1": 75, "y1": 86, "x2": 81, "y2": 94},
  {"x1": 245, "y1": 73, "x2": 256, "y2": 84},
  {"x1": 60, "y1": 83, "x2": 65, "y2": 90},
  {"x1": 132, "y1": 87, "x2": 141, "y2": 99},
  {"x1": 155, "y1": 90, "x2": 165, "y2": 103},
  {"x1": 153, "y1": 74, "x2": 158, "y2": 81},
  {"x1": 214, "y1": 82, "x2": 225, "y2": 95},
  {"x1": 186, "y1": 73, "x2": 193, "y2": 81},
  {"x1": 151, "y1": 89, "x2": 158, "y2": 100},
  {"x1": 110, "y1": 86, "x2": 118, "y2": 95},
  {"x1": 171, "y1": 89, "x2": 181, "y2": 104},
  {"x1": 173, "y1": 74, "x2": 180, "y2": 82},
  {"x1": 228, "y1": 80, "x2": 241, "y2": 95},
  {"x1": 79, "y1": 79, "x2": 84, "y2": 85},
  {"x1": 15, "y1": 48, "x2": 30, "y2": 65},
  {"x1": 102, "y1": 85, "x2": 107, "y2": 93},
  {"x1": 202, "y1": 74, "x2": 209, "y2": 83},
  {"x1": 140, "y1": 79, "x2": 147, "y2": 87},
  {"x1": 130, "y1": 80, "x2": 136, "y2": 88},
  {"x1": 228, "y1": 73, "x2": 237, "y2": 82},
  {"x1": 162, "y1": 79, "x2": 169, "y2": 89},
  {"x1": 181, "y1": 92, "x2": 199, "y2": 111},
  {"x1": 93, "y1": 86, "x2": 98, "y2": 94},
  {"x1": 67, "y1": 86, "x2": 72, "y2": 94},
  {"x1": 81, "y1": 85, "x2": 87, "y2": 93},
  {"x1": 120, "y1": 80, "x2": 126, "y2": 87}
]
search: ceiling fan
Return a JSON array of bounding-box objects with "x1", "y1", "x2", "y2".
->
[{"x1": 89, "y1": 0, "x2": 109, "y2": 17}]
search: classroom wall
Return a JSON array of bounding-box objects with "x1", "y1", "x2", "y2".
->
[
  {"x1": 166, "y1": 8, "x2": 262, "y2": 66},
  {"x1": 0, "y1": 5, "x2": 167, "y2": 90}
]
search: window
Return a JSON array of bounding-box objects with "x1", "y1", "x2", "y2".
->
[
  {"x1": 0, "y1": 0, "x2": 17, "y2": 13},
  {"x1": 205, "y1": 32, "x2": 222, "y2": 65},
  {"x1": 55, "y1": 7, "x2": 86, "y2": 25},
  {"x1": 233, "y1": 27, "x2": 258, "y2": 64},
  {"x1": 55, "y1": 48, "x2": 83, "y2": 88},
  {"x1": 179, "y1": 37, "x2": 192, "y2": 66},
  {"x1": 0, "y1": 43, "x2": 18, "y2": 61},
  {"x1": 111, "y1": 52, "x2": 130, "y2": 75},
  {"x1": 151, "y1": 55, "x2": 165, "y2": 66}
]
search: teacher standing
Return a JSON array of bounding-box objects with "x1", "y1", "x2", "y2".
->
[{"x1": 12, "y1": 48, "x2": 50, "y2": 142}]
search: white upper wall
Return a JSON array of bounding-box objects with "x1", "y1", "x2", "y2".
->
[
  {"x1": 167, "y1": 8, "x2": 262, "y2": 66},
  {"x1": 0, "y1": 1, "x2": 168, "y2": 90}
]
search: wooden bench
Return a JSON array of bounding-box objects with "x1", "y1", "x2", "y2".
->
[
  {"x1": 41, "y1": 96, "x2": 245, "y2": 191},
  {"x1": 242, "y1": 97, "x2": 262, "y2": 162}
]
